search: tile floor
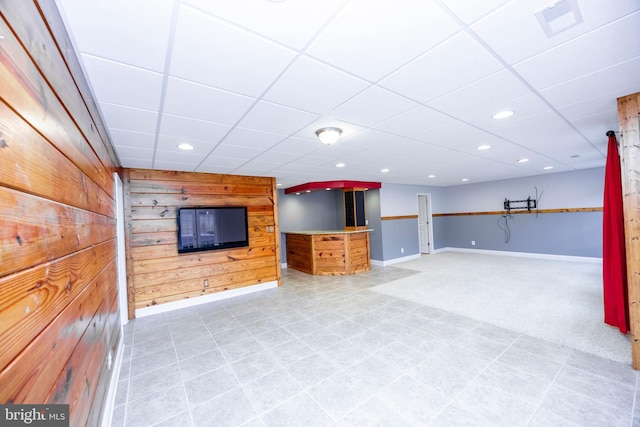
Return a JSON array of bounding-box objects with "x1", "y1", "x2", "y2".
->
[{"x1": 112, "y1": 266, "x2": 639, "y2": 427}]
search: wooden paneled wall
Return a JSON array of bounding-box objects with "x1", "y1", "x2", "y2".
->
[
  {"x1": 124, "y1": 169, "x2": 281, "y2": 315},
  {"x1": 0, "y1": 1, "x2": 121, "y2": 426}
]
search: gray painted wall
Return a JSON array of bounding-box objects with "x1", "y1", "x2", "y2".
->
[
  {"x1": 438, "y1": 211, "x2": 602, "y2": 257},
  {"x1": 381, "y1": 218, "x2": 420, "y2": 261},
  {"x1": 278, "y1": 189, "x2": 341, "y2": 262}
]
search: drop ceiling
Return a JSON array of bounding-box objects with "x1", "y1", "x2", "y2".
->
[{"x1": 55, "y1": 0, "x2": 640, "y2": 187}]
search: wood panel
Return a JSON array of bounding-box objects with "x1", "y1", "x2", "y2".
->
[
  {"x1": 124, "y1": 169, "x2": 280, "y2": 312},
  {"x1": 284, "y1": 232, "x2": 371, "y2": 276},
  {"x1": 0, "y1": 3, "x2": 120, "y2": 426},
  {"x1": 618, "y1": 93, "x2": 640, "y2": 369}
]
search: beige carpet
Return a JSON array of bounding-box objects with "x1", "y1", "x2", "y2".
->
[{"x1": 370, "y1": 252, "x2": 631, "y2": 363}]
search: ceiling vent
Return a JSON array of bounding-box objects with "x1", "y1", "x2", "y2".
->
[{"x1": 535, "y1": 0, "x2": 583, "y2": 37}]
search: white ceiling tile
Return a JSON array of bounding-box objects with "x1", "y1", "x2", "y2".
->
[
  {"x1": 108, "y1": 129, "x2": 156, "y2": 149},
  {"x1": 379, "y1": 32, "x2": 504, "y2": 103},
  {"x1": 81, "y1": 55, "x2": 163, "y2": 110},
  {"x1": 58, "y1": 0, "x2": 173, "y2": 72},
  {"x1": 153, "y1": 160, "x2": 198, "y2": 171},
  {"x1": 210, "y1": 144, "x2": 263, "y2": 160},
  {"x1": 439, "y1": 0, "x2": 511, "y2": 24},
  {"x1": 238, "y1": 101, "x2": 319, "y2": 135},
  {"x1": 170, "y1": 5, "x2": 296, "y2": 97},
  {"x1": 253, "y1": 150, "x2": 301, "y2": 164},
  {"x1": 514, "y1": 11, "x2": 640, "y2": 90},
  {"x1": 472, "y1": 0, "x2": 640, "y2": 65},
  {"x1": 99, "y1": 103, "x2": 158, "y2": 134},
  {"x1": 223, "y1": 127, "x2": 285, "y2": 150},
  {"x1": 427, "y1": 70, "x2": 532, "y2": 118},
  {"x1": 461, "y1": 94, "x2": 551, "y2": 130},
  {"x1": 159, "y1": 114, "x2": 231, "y2": 143},
  {"x1": 307, "y1": 0, "x2": 459, "y2": 81},
  {"x1": 541, "y1": 57, "x2": 640, "y2": 108},
  {"x1": 272, "y1": 138, "x2": 323, "y2": 156},
  {"x1": 374, "y1": 106, "x2": 452, "y2": 136},
  {"x1": 196, "y1": 164, "x2": 237, "y2": 175},
  {"x1": 118, "y1": 157, "x2": 153, "y2": 169},
  {"x1": 182, "y1": 0, "x2": 347, "y2": 50},
  {"x1": 328, "y1": 87, "x2": 418, "y2": 127},
  {"x1": 163, "y1": 77, "x2": 255, "y2": 125},
  {"x1": 199, "y1": 155, "x2": 247, "y2": 169},
  {"x1": 263, "y1": 56, "x2": 369, "y2": 114},
  {"x1": 155, "y1": 135, "x2": 216, "y2": 155},
  {"x1": 114, "y1": 144, "x2": 153, "y2": 159},
  {"x1": 154, "y1": 149, "x2": 204, "y2": 163},
  {"x1": 235, "y1": 160, "x2": 279, "y2": 173}
]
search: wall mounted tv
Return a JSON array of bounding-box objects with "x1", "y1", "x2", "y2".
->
[{"x1": 177, "y1": 206, "x2": 249, "y2": 254}]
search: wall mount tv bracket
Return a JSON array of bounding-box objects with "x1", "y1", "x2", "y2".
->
[{"x1": 503, "y1": 197, "x2": 537, "y2": 213}]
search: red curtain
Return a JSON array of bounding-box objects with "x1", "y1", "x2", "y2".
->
[{"x1": 602, "y1": 131, "x2": 629, "y2": 334}]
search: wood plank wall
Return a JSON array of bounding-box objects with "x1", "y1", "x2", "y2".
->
[
  {"x1": 0, "y1": 1, "x2": 121, "y2": 426},
  {"x1": 124, "y1": 169, "x2": 281, "y2": 314}
]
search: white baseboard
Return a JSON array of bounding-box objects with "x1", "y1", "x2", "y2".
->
[
  {"x1": 135, "y1": 281, "x2": 279, "y2": 318},
  {"x1": 99, "y1": 328, "x2": 125, "y2": 427},
  {"x1": 371, "y1": 253, "x2": 421, "y2": 266},
  {"x1": 435, "y1": 247, "x2": 602, "y2": 263}
]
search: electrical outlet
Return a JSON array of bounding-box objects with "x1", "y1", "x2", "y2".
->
[
  {"x1": 471, "y1": 240, "x2": 476, "y2": 246},
  {"x1": 401, "y1": 248, "x2": 404, "y2": 253},
  {"x1": 204, "y1": 279, "x2": 209, "y2": 287}
]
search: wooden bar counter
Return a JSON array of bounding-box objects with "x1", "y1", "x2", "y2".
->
[{"x1": 284, "y1": 230, "x2": 371, "y2": 275}]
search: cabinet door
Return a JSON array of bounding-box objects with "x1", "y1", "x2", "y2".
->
[
  {"x1": 344, "y1": 191, "x2": 355, "y2": 227},
  {"x1": 355, "y1": 191, "x2": 366, "y2": 227}
]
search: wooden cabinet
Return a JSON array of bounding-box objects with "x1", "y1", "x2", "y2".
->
[{"x1": 344, "y1": 188, "x2": 367, "y2": 231}]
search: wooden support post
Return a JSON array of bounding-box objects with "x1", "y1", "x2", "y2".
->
[{"x1": 618, "y1": 93, "x2": 640, "y2": 369}]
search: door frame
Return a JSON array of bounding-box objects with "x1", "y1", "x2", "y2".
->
[{"x1": 417, "y1": 193, "x2": 434, "y2": 254}]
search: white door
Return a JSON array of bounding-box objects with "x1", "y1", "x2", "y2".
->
[{"x1": 418, "y1": 194, "x2": 432, "y2": 254}]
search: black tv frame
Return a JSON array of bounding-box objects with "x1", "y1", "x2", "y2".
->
[{"x1": 176, "y1": 206, "x2": 249, "y2": 254}]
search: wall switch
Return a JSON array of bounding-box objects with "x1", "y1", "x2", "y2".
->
[
  {"x1": 471, "y1": 240, "x2": 476, "y2": 246},
  {"x1": 401, "y1": 248, "x2": 404, "y2": 253},
  {"x1": 204, "y1": 279, "x2": 209, "y2": 287}
]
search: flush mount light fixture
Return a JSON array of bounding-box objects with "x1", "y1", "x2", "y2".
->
[
  {"x1": 316, "y1": 127, "x2": 343, "y2": 145},
  {"x1": 477, "y1": 145, "x2": 491, "y2": 151},
  {"x1": 492, "y1": 110, "x2": 514, "y2": 120},
  {"x1": 177, "y1": 143, "x2": 194, "y2": 151},
  {"x1": 336, "y1": 162, "x2": 345, "y2": 168},
  {"x1": 381, "y1": 168, "x2": 390, "y2": 173},
  {"x1": 517, "y1": 158, "x2": 530, "y2": 163},
  {"x1": 544, "y1": 166, "x2": 554, "y2": 170}
]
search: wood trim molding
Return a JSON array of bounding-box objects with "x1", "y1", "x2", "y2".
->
[
  {"x1": 432, "y1": 207, "x2": 603, "y2": 217},
  {"x1": 381, "y1": 215, "x2": 419, "y2": 221}
]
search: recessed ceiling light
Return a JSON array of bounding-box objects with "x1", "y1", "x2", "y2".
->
[
  {"x1": 381, "y1": 168, "x2": 390, "y2": 173},
  {"x1": 543, "y1": 166, "x2": 554, "y2": 170},
  {"x1": 336, "y1": 162, "x2": 345, "y2": 168},
  {"x1": 477, "y1": 145, "x2": 491, "y2": 151},
  {"x1": 326, "y1": 188, "x2": 331, "y2": 191},
  {"x1": 428, "y1": 174, "x2": 436, "y2": 178},
  {"x1": 492, "y1": 110, "x2": 514, "y2": 120},
  {"x1": 178, "y1": 143, "x2": 194, "y2": 151},
  {"x1": 306, "y1": 190, "x2": 311, "y2": 193},
  {"x1": 461, "y1": 178, "x2": 469, "y2": 182},
  {"x1": 517, "y1": 158, "x2": 530, "y2": 163},
  {"x1": 276, "y1": 183, "x2": 282, "y2": 186},
  {"x1": 295, "y1": 192, "x2": 300, "y2": 195}
]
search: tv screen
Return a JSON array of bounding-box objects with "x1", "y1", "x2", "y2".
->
[{"x1": 177, "y1": 207, "x2": 249, "y2": 253}]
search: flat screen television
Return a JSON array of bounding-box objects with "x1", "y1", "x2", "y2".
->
[{"x1": 177, "y1": 206, "x2": 249, "y2": 253}]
